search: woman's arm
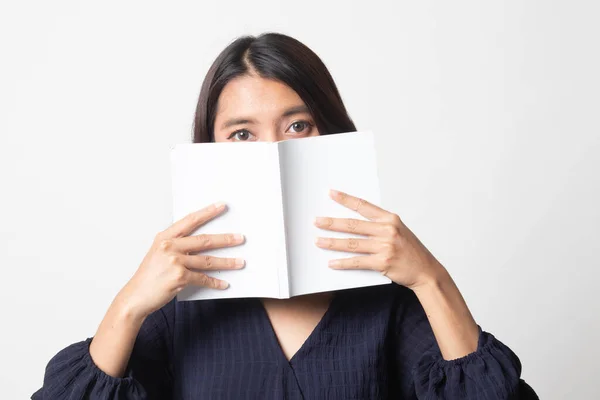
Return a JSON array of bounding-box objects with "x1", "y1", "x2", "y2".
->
[
  {"x1": 316, "y1": 190, "x2": 538, "y2": 399},
  {"x1": 32, "y1": 301, "x2": 175, "y2": 400},
  {"x1": 411, "y1": 267, "x2": 479, "y2": 360},
  {"x1": 33, "y1": 203, "x2": 245, "y2": 399},
  {"x1": 92, "y1": 202, "x2": 245, "y2": 377},
  {"x1": 391, "y1": 284, "x2": 537, "y2": 400},
  {"x1": 88, "y1": 288, "x2": 150, "y2": 378},
  {"x1": 316, "y1": 189, "x2": 491, "y2": 360}
]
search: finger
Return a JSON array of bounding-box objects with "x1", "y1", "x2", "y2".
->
[
  {"x1": 329, "y1": 189, "x2": 390, "y2": 222},
  {"x1": 162, "y1": 202, "x2": 227, "y2": 239},
  {"x1": 315, "y1": 237, "x2": 381, "y2": 254},
  {"x1": 175, "y1": 233, "x2": 245, "y2": 253},
  {"x1": 314, "y1": 217, "x2": 389, "y2": 236},
  {"x1": 328, "y1": 255, "x2": 385, "y2": 272},
  {"x1": 182, "y1": 254, "x2": 245, "y2": 271},
  {"x1": 186, "y1": 271, "x2": 230, "y2": 290}
]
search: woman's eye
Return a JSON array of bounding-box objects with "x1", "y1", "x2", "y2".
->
[
  {"x1": 288, "y1": 121, "x2": 312, "y2": 134},
  {"x1": 227, "y1": 130, "x2": 255, "y2": 141}
]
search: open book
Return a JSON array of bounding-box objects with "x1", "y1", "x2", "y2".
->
[{"x1": 170, "y1": 131, "x2": 391, "y2": 301}]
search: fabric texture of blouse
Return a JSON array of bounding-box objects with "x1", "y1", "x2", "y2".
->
[{"x1": 32, "y1": 283, "x2": 538, "y2": 399}]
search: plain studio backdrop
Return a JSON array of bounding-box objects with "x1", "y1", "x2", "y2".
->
[{"x1": 1, "y1": 1, "x2": 598, "y2": 398}]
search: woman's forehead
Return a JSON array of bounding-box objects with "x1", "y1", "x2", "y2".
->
[{"x1": 215, "y1": 75, "x2": 306, "y2": 120}]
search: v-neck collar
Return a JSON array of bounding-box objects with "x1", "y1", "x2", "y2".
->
[{"x1": 255, "y1": 291, "x2": 341, "y2": 367}]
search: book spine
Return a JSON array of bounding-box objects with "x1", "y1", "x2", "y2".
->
[{"x1": 276, "y1": 144, "x2": 291, "y2": 298}]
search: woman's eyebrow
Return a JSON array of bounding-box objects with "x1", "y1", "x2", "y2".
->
[
  {"x1": 281, "y1": 105, "x2": 310, "y2": 118},
  {"x1": 221, "y1": 117, "x2": 257, "y2": 129},
  {"x1": 221, "y1": 105, "x2": 310, "y2": 129}
]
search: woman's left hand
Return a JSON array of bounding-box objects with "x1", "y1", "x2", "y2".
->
[{"x1": 315, "y1": 189, "x2": 448, "y2": 291}]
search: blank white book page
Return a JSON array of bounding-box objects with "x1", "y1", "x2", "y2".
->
[
  {"x1": 279, "y1": 131, "x2": 391, "y2": 296},
  {"x1": 171, "y1": 142, "x2": 287, "y2": 300}
]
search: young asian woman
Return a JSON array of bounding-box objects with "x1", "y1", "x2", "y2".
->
[{"x1": 32, "y1": 33, "x2": 538, "y2": 400}]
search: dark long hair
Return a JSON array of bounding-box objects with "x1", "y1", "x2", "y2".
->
[{"x1": 193, "y1": 33, "x2": 356, "y2": 143}]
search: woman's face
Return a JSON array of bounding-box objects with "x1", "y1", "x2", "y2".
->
[{"x1": 213, "y1": 74, "x2": 321, "y2": 143}]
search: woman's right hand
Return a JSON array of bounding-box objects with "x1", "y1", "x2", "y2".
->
[{"x1": 119, "y1": 202, "x2": 245, "y2": 320}]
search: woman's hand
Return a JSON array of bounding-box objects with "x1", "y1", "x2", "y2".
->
[
  {"x1": 119, "y1": 202, "x2": 245, "y2": 319},
  {"x1": 315, "y1": 189, "x2": 479, "y2": 359},
  {"x1": 90, "y1": 202, "x2": 245, "y2": 378},
  {"x1": 314, "y1": 189, "x2": 447, "y2": 291}
]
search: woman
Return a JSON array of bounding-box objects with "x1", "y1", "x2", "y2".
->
[{"x1": 33, "y1": 33, "x2": 538, "y2": 399}]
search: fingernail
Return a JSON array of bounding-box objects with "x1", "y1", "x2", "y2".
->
[
  {"x1": 329, "y1": 189, "x2": 339, "y2": 197},
  {"x1": 315, "y1": 217, "x2": 325, "y2": 226},
  {"x1": 219, "y1": 281, "x2": 229, "y2": 289},
  {"x1": 234, "y1": 234, "x2": 245, "y2": 242},
  {"x1": 214, "y1": 202, "x2": 226, "y2": 210},
  {"x1": 315, "y1": 237, "x2": 326, "y2": 246},
  {"x1": 235, "y1": 258, "x2": 245, "y2": 267},
  {"x1": 329, "y1": 260, "x2": 341, "y2": 268}
]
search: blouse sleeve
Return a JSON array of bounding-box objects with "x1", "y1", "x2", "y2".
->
[
  {"x1": 31, "y1": 299, "x2": 176, "y2": 400},
  {"x1": 392, "y1": 284, "x2": 538, "y2": 400}
]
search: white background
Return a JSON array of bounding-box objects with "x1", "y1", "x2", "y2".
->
[{"x1": 1, "y1": 1, "x2": 598, "y2": 399}]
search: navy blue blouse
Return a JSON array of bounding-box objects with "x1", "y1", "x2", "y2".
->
[{"x1": 32, "y1": 283, "x2": 538, "y2": 399}]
